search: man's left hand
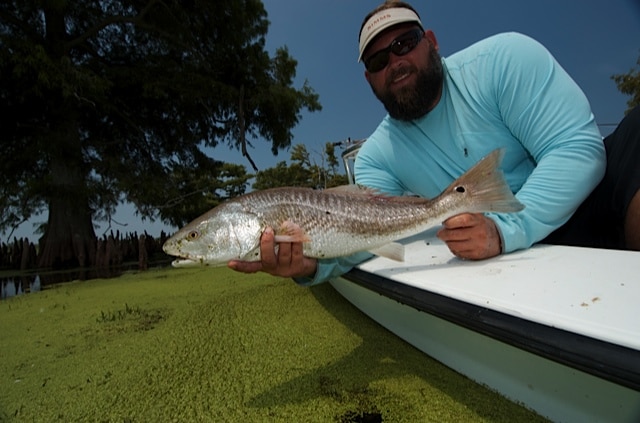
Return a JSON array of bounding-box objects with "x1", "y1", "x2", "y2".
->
[{"x1": 437, "y1": 213, "x2": 502, "y2": 260}]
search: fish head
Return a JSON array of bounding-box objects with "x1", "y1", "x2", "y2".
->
[{"x1": 162, "y1": 204, "x2": 263, "y2": 267}]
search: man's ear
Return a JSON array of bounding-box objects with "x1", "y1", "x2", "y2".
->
[{"x1": 425, "y1": 30, "x2": 439, "y2": 51}]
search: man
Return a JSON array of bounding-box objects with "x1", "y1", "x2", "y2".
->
[{"x1": 230, "y1": 1, "x2": 640, "y2": 284}]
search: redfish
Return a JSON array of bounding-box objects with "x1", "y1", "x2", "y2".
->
[{"x1": 162, "y1": 149, "x2": 523, "y2": 267}]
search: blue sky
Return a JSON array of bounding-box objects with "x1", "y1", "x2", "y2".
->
[{"x1": 5, "y1": 0, "x2": 640, "y2": 241}]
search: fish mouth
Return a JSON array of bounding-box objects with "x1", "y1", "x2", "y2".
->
[
  {"x1": 170, "y1": 255, "x2": 223, "y2": 268},
  {"x1": 171, "y1": 258, "x2": 201, "y2": 268},
  {"x1": 163, "y1": 242, "x2": 203, "y2": 267}
]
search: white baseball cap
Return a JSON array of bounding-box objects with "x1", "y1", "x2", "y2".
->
[{"x1": 358, "y1": 7, "x2": 423, "y2": 62}]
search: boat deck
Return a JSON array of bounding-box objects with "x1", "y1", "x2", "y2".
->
[{"x1": 357, "y1": 228, "x2": 639, "y2": 349}]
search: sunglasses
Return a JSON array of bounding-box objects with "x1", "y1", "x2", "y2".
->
[{"x1": 364, "y1": 28, "x2": 424, "y2": 73}]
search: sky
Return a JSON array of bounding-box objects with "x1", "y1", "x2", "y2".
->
[{"x1": 4, "y1": 0, "x2": 640, "y2": 242}]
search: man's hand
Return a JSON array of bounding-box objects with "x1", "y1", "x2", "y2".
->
[
  {"x1": 228, "y1": 226, "x2": 318, "y2": 278},
  {"x1": 437, "y1": 213, "x2": 502, "y2": 260}
]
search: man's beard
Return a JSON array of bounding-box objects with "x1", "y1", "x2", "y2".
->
[{"x1": 371, "y1": 45, "x2": 444, "y2": 121}]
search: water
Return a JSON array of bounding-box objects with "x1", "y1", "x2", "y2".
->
[
  {"x1": 1, "y1": 261, "x2": 171, "y2": 300},
  {"x1": 1, "y1": 274, "x2": 41, "y2": 299}
]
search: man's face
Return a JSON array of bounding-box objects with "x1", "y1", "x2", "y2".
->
[{"x1": 364, "y1": 26, "x2": 444, "y2": 121}]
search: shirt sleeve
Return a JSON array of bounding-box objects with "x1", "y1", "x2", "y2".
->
[{"x1": 485, "y1": 33, "x2": 606, "y2": 252}]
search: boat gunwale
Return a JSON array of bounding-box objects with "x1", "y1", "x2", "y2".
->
[{"x1": 341, "y1": 267, "x2": 640, "y2": 392}]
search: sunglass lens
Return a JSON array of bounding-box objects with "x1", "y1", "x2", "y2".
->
[
  {"x1": 365, "y1": 51, "x2": 390, "y2": 73},
  {"x1": 394, "y1": 35, "x2": 419, "y2": 56},
  {"x1": 364, "y1": 29, "x2": 422, "y2": 73}
]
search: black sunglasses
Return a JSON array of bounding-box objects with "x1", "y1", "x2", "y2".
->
[{"x1": 364, "y1": 28, "x2": 424, "y2": 73}]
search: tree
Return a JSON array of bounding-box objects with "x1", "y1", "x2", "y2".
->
[
  {"x1": 321, "y1": 142, "x2": 350, "y2": 187},
  {"x1": 252, "y1": 161, "x2": 312, "y2": 191},
  {"x1": 0, "y1": 0, "x2": 321, "y2": 268},
  {"x1": 253, "y1": 143, "x2": 349, "y2": 190},
  {"x1": 146, "y1": 161, "x2": 251, "y2": 229},
  {"x1": 612, "y1": 54, "x2": 640, "y2": 114}
]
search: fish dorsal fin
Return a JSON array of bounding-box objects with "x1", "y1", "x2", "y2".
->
[{"x1": 369, "y1": 242, "x2": 405, "y2": 261}]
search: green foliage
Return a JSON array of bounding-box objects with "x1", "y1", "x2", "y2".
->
[
  {"x1": 0, "y1": 0, "x2": 321, "y2": 235},
  {"x1": 253, "y1": 143, "x2": 349, "y2": 190},
  {"x1": 612, "y1": 54, "x2": 640, "y2": 114},
  {"x1": 155, "y1": 160, "x2": 252, "y2": 228},
  {"x1": 253, "y1": 161, "x2": 311, "y2": 190},
  {"x1": 323, "y1": 142, "x2": 350, "y2": 187}
]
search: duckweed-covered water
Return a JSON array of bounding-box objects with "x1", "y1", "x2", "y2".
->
[{"x1": 0, "y1": 267, "x2": 548, "y2": 422}]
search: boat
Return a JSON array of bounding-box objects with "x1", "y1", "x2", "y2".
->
[
  {"x1": 330, "y1": 142, "x2": 640, "y2": 422},
  {"x1": 330, "y1": 230, "x2": 640, "y2": 423}
]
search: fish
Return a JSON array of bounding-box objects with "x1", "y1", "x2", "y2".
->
[{"x1": 162, "y1": 148, "x2": 524, "y2": 267}]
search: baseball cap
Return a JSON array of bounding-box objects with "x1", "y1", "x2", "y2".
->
[{"x1": 358, "y1": 7, "x2": 423, "y2": 62}]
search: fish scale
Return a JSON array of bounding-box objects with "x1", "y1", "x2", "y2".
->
[
  {"x1": 246, "y1": 189, "x2": 433, "y2": 257},
  {"x1": 163, "y1": 149, "x2": 524, "y2": 267}
]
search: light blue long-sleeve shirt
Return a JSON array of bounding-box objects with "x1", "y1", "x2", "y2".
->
[{"x1": 298, "y1": 32, "x2": 605, "y2": 286}]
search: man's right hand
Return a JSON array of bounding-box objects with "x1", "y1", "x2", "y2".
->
[{"x1": 228, "y1": 226, "x2": 318, "y2": 279}]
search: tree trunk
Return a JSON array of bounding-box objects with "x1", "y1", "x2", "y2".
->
[
  {"x1": 35, "y1": 3, "x2": 98, "y2": 269},
  {"x1": 38, "y1": 189, "x2": 97, "y2": 269},
  {"x1": 37, "y1": 120, "x2": 97, "y2": 269}
]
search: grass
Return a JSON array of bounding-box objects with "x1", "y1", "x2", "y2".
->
[{"x1": 0, "y1": 267, "x2": 548, "y2": 422}]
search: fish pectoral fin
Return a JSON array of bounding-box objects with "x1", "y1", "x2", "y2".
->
[
  {"x1": 274, "y1": 220, "x2": 311, "y2": 243},
  {"x1": 368, "y1": 242, "x2": 405, "y2": 262}
]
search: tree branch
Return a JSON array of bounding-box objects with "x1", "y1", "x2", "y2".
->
[
  {"x1": 212, "y1": 110, "x2": 258, "y2": 170},
  {"x1": 64, "y1": 0, "x2": 163, "y2": 51},
  {"x1": 238, "y1": 84, "x2": 259, "y2": 172},
  {"x1": 0, "y1": 8, "x2": 43, "y2": 43}
]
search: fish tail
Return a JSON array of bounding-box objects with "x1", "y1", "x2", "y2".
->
[{"x1": 445, "y1": 149, "x2": 525, "y2": 213}]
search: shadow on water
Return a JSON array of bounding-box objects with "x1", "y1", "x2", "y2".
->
[
  {"x1": 0, "y1": 261, "x2": 171, "y2": 300},
  {"x1": 247, "y1": 284, "x2": 548, "y2": 423}
]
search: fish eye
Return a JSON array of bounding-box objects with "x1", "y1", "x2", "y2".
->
[{"x1": 187, "y1": 230, "x2": 200, "y2": 240}]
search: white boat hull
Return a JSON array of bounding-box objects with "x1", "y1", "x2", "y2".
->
[{"x1": 330, "y1": 229, "x2": 640, "y2": 423}]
